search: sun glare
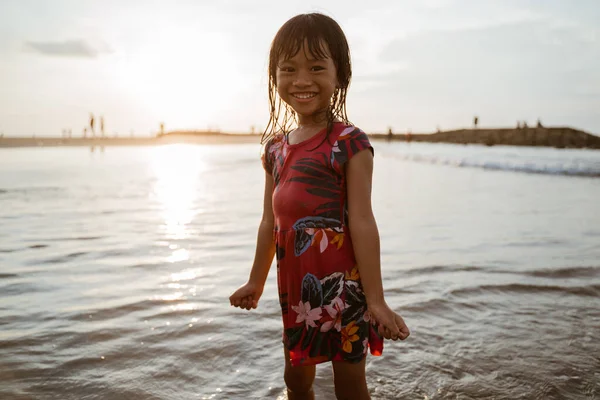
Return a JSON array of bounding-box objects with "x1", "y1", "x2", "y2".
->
[
  {"x1": 151, "y1": 144, "x2": 206, "y2": 240},
  {"x1": 112, "y1": 26, "x2": 240, "y2": 128}
]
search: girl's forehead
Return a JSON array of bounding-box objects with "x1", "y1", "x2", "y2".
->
[{"x1": 278, "y1": 39, "x2": 331, "y2": 62}]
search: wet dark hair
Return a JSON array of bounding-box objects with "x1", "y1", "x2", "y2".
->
[{"x1": 262, "y1": 13, "x2": 352, "y2": 144}]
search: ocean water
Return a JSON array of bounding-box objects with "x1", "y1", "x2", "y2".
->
[{"x1": 1, "y1": 142, "x2": 599, "y2": 400}]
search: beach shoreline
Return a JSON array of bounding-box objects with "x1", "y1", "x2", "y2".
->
[{"x1": 1, "y1": 126, "x2": 599, "y2": 149}]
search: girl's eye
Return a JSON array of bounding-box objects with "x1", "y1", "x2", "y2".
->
[
  {"x1": 311, "y1": 66, "x2": 325, "y2": 72},
  {"x1": 280, "y1": 67, "x2": 294, "y2": 73}
]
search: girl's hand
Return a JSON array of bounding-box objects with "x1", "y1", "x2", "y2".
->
[
  {"x1": 229, "y1": 282, "x2": 264, "y2": 310},
  {"x1": 367, "y1": 301, "x2": 410, "y2": 341}
]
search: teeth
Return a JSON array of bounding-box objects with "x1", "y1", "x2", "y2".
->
[{"x1": 293, "y1": 93, "x2": 316, "y2": 99}]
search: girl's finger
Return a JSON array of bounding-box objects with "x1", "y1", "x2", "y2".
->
[
  {"x1": 377, "y1": 323, "x2": 386, "y2": 337},
  {"x1": 383, "y1": 326, "x2": 392, "y2": 340},
  {"x1": 386, "y1": 316, "x2": 401, "y2": 338},
  {"x1": 240, "y1": 298, "x2": 248, "y2": 309},
  {"x1": 396, "y1": 316, "x2": 410, "y2": 339},
  {"x1": 244, "y1": 296, "x2": 253, "y2": 310}
]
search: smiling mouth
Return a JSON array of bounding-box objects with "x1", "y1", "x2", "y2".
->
[{"x1": 291, "y1": 92, "x2": 317, "y2": 99}]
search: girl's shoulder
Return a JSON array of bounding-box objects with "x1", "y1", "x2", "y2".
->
[
  {"x1": 331, "y1": 123, "x2": 369, "y2": 141},
  {"x1": 331, "y1": 123, "x2": 373, "y2": 168},
  {"x1": 261, "y1": 133, "x2": 286, "y2": 173},
  {"x1": 262, "y1": 132, "x2": 285, "y2": 154}
]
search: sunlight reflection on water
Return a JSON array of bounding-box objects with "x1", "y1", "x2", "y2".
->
[{"x1": 151, "y1": 144, "x2": 207, "y2": 240}]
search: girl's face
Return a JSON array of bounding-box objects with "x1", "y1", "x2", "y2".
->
[{"x1": 276, "y1": 41, "x2": 338, "y2": 125}]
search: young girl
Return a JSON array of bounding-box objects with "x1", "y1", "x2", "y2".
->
[{"x1": 229, "y1": 13, "x2": 410, "y2": 400}]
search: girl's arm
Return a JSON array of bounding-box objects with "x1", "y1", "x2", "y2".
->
[
  {"x1": 346, "y1": 149, "x2": 410, "y2": 340},
  {"x1": 249, "y1": 171, "x2": 277, "y2": 285},
  {"x1": 229, "y1": 171, "x2": 276, "y2": 310}
]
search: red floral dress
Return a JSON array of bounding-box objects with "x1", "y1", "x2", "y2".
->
[{"x1": 262, "y1": 122, "x2": 384, "y2": 367}]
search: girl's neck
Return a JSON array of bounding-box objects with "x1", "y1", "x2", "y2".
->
[
  {"x1": 296, "y1": 108, "x2": 331, "y2": 128},
  {"x1": 297, "y1": 121, "x2": 327, "y2": 130}
]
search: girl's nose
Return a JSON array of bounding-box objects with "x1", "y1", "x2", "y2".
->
[
  {"x1": 293, "y1": 79, "x2": 311, "y2": 87},
  {"x1": 293, "y1": 71, "x2": 312, "y2": 87}
]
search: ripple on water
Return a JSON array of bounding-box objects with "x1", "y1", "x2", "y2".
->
[
  {"x1": 449, "y1": 283, "x2": 600, "y2": 298},
  {"x1": 38, "y1": 251, "x2": 88, "y2": 264}
]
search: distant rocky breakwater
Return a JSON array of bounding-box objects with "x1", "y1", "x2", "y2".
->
[{"x1": 371, "y1": 127, "x2": 600, "y2": 149}]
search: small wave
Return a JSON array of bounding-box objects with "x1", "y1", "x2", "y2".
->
[
  {"x1": 391, "y1": 153, "x2": 600, "y2": 178},
  {"x1": 129, "y1": 262, "x2": 166, "y2": 270},
  {"x1": 505, "y1": 239, "x2": 567, "y2": 247},
  {"x1": 93, "y1": 249, "x2": 130, "y2": 258},
  {"x1": 404, "y1": 265, "x2": 483, "y2": 275},
  {"x1": 403, "y1": 298, "x2": 453, "y2": 313},
  {"x1": 68, "y1": 298, "x2": 185, "y2": 322},
  {"x1": 0, "y1": 186, "x2": 64, "y2": 194},
  {"x1": 29, "y1": 244, "x2": 48, "y2": 249},
  {"x1": 1, "y1": 282, "x2": 46, "y2": 295},
  {"x1": 523, "y1": 266, "x2": 600, "y2": 279},
  {"x1": 32, "y1": 236, "x2": 104, "y2": 242},
  {"x1": 0, "y1": 248, "x2": 18, "y2": 253},
  {"x1": 450, "y1": 283, "x2": 600, "y2": 298},
  {"x1": 0, "y1": 273, "x2": 18, "y2": 279},
  {"x1": 41, "y1": 251, "x2": 87, "y2": 264}
]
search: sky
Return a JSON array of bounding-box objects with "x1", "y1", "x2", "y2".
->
[{"x1": 0, "y1": 0, "x2": 599, "y2": 137}]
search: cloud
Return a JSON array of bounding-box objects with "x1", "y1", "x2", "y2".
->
[
  {"x1": 372, "y1": 19, "x2": 600, "y2": 92},
  {"x1": 346, "y1": 17, "x2": 600, "y2": 132},
  {"x1": 25, "y1": 39, "x2": 107, "y2": 58}
]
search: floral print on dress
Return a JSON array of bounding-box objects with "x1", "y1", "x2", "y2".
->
[
  {"x1": 284, "y1": 267, "x2": 381, "y2": 363},
  {"x1": 261, "y1": 123, "x2": 383, "y2": 367}
]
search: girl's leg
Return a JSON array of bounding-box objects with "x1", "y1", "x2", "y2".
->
[
  {"x1": 331, "y1": 357, "x2": 370, "y2": 400},
  {"x1": 283, "y1": 347, "x2": 316, "y2": 400}
]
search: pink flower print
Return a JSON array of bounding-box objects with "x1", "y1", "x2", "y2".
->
[
  {"x1": 332, "y1": 141, "x2": 341, "y2": 155},
  {"x1": 270, "y1": 139, "x2": 283, "y2": 154},
  {"x1": 338, "y1": 126, "x2": 354, "y2": 139},
  {"x1": 309, "y1": 229, "x2": 329, "y2": 253},
  {"x1": 320, "y1": 297, "x2": 346, "y2": 332},
  {"x1": 363, "y1": 310, "x2": 377, "y2": 326},
  {"x1": 291, "y1": 301, "x2": 322, "y2": 328},
  {"x1": 363, "y1": 310, "x2": 371, "y2": 323}
]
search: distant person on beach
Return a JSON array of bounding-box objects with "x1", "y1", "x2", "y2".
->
[
  {"x1": 100, "y1": 116, "x2": 105, "y2": 138},
  {"x1": 537, "y1": 119, "x2": 543, "y2": 128},
  {"x1": 474, "y1": 116, "x2": 479, "y2": 129},
  {"x1": 387, "y1": 127, "x2": 393, "y2": 142},
  {"x1": 89, "y1": 113, "x2": 95, "y2": 138},
  {"x1": 229, "y1": 13, "x2": 409, "y2": 400}
]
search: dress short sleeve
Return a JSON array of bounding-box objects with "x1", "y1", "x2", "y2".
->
[
  {"x1": 331, "y1": 126, "x2": 374, "y2": 171},
  {"x1": 261, "y1": 137, "x2": 274, "y2": 174}
]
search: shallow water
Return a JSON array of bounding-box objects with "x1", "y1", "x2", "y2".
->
[{"x1": 1, "y1": 143, "x2": 599, "y2": 399}]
